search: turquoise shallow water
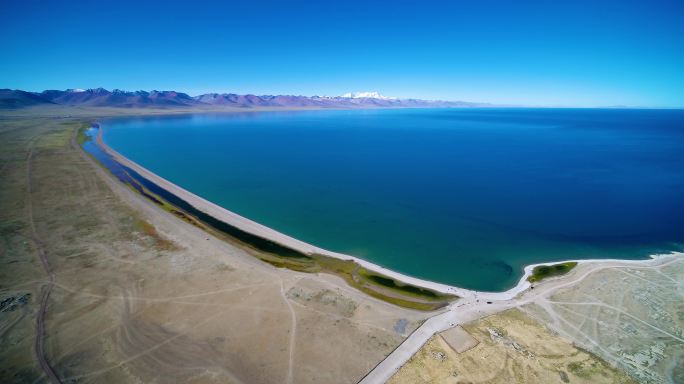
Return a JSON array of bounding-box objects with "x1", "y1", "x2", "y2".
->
[{"x1": 102, "y1": 108, "x2": 684, "y2": 291}]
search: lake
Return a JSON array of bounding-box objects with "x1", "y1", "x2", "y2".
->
[{"x1": 102, "y1": 108, "x2": 684, "y2": 291}]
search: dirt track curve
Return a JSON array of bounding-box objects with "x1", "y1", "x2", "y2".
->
[{"x1": 26, "y1": 146, "x2": 62, "y2": 384}]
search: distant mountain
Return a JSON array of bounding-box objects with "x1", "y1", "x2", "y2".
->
[
  {"x1": 0, "y1": 89, "x2": 55, "y2": 108},
  {"x1": 0, "y1": 88, "x2": 491, "y2": 109},
  {"x1": 194, "y1": 93, "x2": 332, "y2": 107},
  {"x1": 37, "y1": 88, "x2": 197, "y2": 107},
  {"x1": 341, "y1": 91, "x2": 396, "y2": 100},
  {"x1": 195, "y1": 93, "x2": 489, "y2": 108}
]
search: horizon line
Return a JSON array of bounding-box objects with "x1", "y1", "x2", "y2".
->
[{"x1": 3, "y1": 87, "x2": 683, "y2": 110}]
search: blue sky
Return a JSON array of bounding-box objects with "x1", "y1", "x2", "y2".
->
[{"x1": 1, "y1": 0, "x2": 683, "y2": 107}]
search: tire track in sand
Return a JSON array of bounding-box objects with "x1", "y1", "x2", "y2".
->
[{"x1": 26, "y1": 147, "x2": 62, "y2": 384}]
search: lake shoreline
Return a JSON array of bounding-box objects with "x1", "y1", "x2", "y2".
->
[{"x1": 93, "y1": 121, "x2": 681, "y2": 301}]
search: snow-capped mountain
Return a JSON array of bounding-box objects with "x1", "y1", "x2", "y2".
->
[
  {"x1": 1, "y1": 88, "x2": 492, "y2": 109},
  {"x1": 341, "y1": 91, "x2": 396, "y2": 100}
]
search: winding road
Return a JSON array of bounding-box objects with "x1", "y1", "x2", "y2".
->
[{"x1": 26, "y1": 146, "x2": 62, "y2": 384}]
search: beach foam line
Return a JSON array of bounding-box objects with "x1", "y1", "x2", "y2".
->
[{"x1": 95, "y1": 124, "x2": 682, "y2": 303}]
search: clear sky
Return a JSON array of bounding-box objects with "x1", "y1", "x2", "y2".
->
[{"x1": 1, "y1": 0, "x2": 683, "y2": 107}]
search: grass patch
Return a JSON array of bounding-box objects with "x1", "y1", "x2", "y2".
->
[
  {"x1": 567, "y1": 360, "x2": 605, "y2": 379},
  {"x1": 133, "y1": 218, "x2": 180, "y2": 251},
  {"x1": 527, "y1": 262, "x2": 578, "y2": 283},
  {"x1": 35, "y1": 121, "x2": 84, "y2": 149},
  {"x1": 359, "y1": 270, "x2": 439, "y2": 298},
  {"x1": 566, "y1": 347, "x2": 628, "y2": 380},
  {"x1": 314, "y1": 255, "x2": 454, "y2": 310},
  {"x1": 76, "y1": 126, "x2": 88, "y2": 145}
]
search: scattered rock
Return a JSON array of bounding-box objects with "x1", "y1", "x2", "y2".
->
[
  {"x1": 0, "y1": 293, "x2": 31, "y2": 312},
  {"x1": 487, "y1": 327, "x2": 534, "y2": 358},
  {"x1": 394, "y1": 318, "x2": 409, "y2": 335}
]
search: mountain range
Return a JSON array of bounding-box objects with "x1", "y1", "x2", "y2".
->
[
  {"x1": 0, "y1": 88, "x2": 490, "y2": 109},
  {"x1": 340, "y1": 91, "x2": 396, "y2": 100}
]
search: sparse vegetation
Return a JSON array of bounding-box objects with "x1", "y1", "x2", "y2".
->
[
  {"x1": 568, "y1": 361, "x2": 597, "y2": 379},
  {"x1": 527, "y1": 262, "x2": 578, "y2": 283},
  {"x1": 75, "y1": 124, "x2": 90, "y2": 145},
  {"x1": 359, "y1": 270, "x2": 439, "y2": 298},
  {"x1": 133, "y1": 218, "x2": 180, "y2": 251},
  {"x1": 2, "y1": 110, "x2": 429, "y2": 383},
  {"x1": 314, "y1": 255, "x2": 453, "y2": 311},
  {"x1": 389, "y1": 308, "x2": 636, "y2": 384}
]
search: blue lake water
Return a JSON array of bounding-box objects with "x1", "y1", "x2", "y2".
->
[{"x1": 102, "y1": 108, "x2": 684, "y2": 291}]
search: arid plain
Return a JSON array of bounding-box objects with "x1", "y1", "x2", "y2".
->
[
  {"x1": 0, "y1": 107, "x2": 430, "y2": 383},
  {"x1": 389, "y1": 257, "x2": 683, "y2": 384}
]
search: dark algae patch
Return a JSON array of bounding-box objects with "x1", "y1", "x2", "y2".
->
[
  {"x1": 360, "y1": 271, "x2": 439, "y2": 298},
  {"x1": 126, "y1": 164, "x2": 310, "y2": 260},
  {"x1": 313, "y1": 254, "x2": 452, "y2": 311},
  {"x1": 80, "y1": 125, "x2": 454, "y2": 310},
  {"x1": 527, "y1": 262, "x2": 578, "y2": 283},
  {"x1": 82, "y1": 125, "x2": 309, "y2": 260}
]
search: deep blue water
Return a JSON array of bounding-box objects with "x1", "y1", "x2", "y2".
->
[{"x1": 102, "y1": 108, "x2": 684, "y2": 291}]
